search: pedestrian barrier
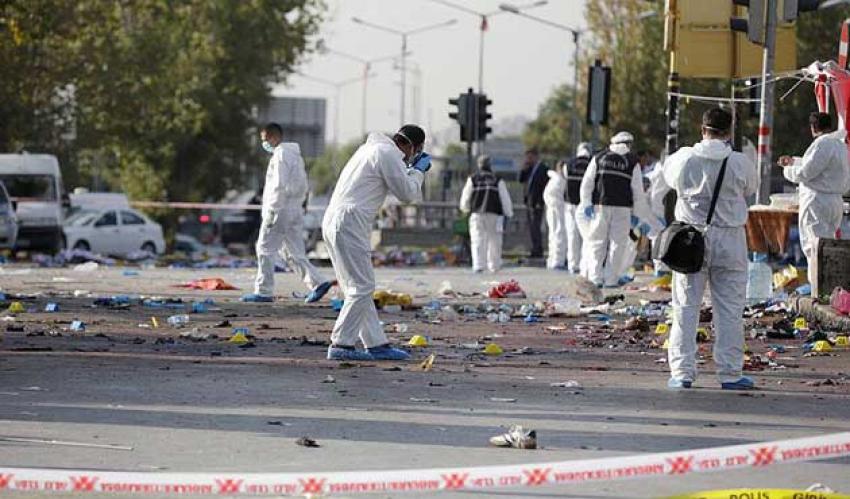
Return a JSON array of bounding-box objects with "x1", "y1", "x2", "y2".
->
[{"x1": 1, "y1": 432, "x2": 848, "y2": 496}]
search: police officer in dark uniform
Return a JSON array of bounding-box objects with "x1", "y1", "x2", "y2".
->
[
  {"x1": 578, "y1": 132, "x2": 652, "y2": 287},
  {"x1": 459, "y1": 155, "x2": 514, "y2": 272},
  {"x1": 563, "y1": 142, "x2": 593, "y2": 273}
]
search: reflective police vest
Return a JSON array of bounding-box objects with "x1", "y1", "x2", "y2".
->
[
  {"x1": 469, "y1": 171, "x2": 505, "y2": 215},
  {"x1": 591, "y1": 150, "x2": 634, "y2": 207},
  {"x1": 565, "y1": 155, "x2": 590, "y2": 205}
]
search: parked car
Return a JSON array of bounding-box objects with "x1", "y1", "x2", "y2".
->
[
  {"x1": 0, "y1": 153, "x2": 67, "y2": 253},
  {"x1": 63, "y1": 208, "x2": 165, "y2": 256},
  {"x1": 173, "y1": 233, "x2": 229, "y2": 258},
  {"x1": 0, "y1": 181, "x2": 19, "y2": 250},
  {"x1": 217, "y1": 190, "x2": 262, "y2": 249}
]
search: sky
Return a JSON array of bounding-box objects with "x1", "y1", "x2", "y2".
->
[{"x1": 272, "y1": 0, "x2": 586, "y2": 146}]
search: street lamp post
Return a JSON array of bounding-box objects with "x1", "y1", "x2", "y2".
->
[
  {"x1": 352, "y1": 16, "x2": 457, "y2": 127},
  {"x1": 428, "y1": 0, "x2": 547, "y2": 153},
  {"x1": 297, "y1": 72, "x2": 373, "y2": 151},
  {"x1": 428, "y1": 0, "x2": 547, "y2": 94},
  {"x1": 499, "y1": 5, "x2": 657, "y2": 154},
  {"x1": 325, "y1": 49, "x2": 409, "y2": 138},
  {"x1": 499, "y1": 4, "x2": 584, "y2": 154}
]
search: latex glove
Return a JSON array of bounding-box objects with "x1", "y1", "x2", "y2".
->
[
  {"x1": 583, "y1": 205, "x2": 595, "y2": 219},
  {"x1": 411, "y1": 152, "x2": 432, "y2": 173},
  {"x1": 639, "y1": 223, "x2": 651, "y2": 236},
  {"x1": 630, "y1": 215, "x2": 640, "y2": 228}
]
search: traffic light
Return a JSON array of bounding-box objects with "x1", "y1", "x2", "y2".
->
[
  {"x1": 475, "y1": 93, "x2": 492, "y2": 141},
  {"x1": 730, "y1": 0, "x2": 766, "y2": 45},
  {"x1": 586, "y1": 60, "x2": 611, "y2": 126},
  {"x1": 781, "y1": 0, "x2": 820, "y2": 22},
  {"x1": 449, "y1": 92, "x2": 472, "y2": 142}
]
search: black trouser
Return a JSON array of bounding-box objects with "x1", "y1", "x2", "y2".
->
[{"x1": 527, "y1": 206, "x2": 544, "y2": 257}]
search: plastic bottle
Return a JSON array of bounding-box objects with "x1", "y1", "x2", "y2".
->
[
  {"x1": 167, "y1": 314, "x2": 190, "y2": 327},
  {"x1": 746, "y1": 261, "x2": 773, "y2": 305}
]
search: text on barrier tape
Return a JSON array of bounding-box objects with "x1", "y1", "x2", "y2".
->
[
  {"x1": 668, "y1": 490, "x2": 850, "y2": 499},
  {"x1": 0, "y1": 432, "x2": 848, "y2": 496}
]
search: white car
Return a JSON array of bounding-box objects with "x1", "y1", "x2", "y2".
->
[{"x1": 63, "y1": 208, "x2": 165, "y2": 256}]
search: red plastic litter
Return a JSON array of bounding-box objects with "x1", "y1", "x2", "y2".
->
[
  {"x1": 175, "y1": 278, "x2": 239, "y2": 291},
  {"x1": 831, "y1": 287, "x2": 850, "y2": 315},
  {"x1": 488, "y1": 279, "x2": 526, "y2": 299}
]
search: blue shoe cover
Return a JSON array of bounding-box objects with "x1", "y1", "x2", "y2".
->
[
  {"x1": 367, "y1": 345, "x2": 411, "y2": 361},
  {"x1": 327, "y1": 346, "x2": 374, "y2": 361},
  {"x1": 240, "y1": 293, "x2": 273, "y2": 303},
  {"x1": 721, "y1": 376, "x2": 755, "y2": 390},
  {"x1": 305, "y1": 281, "x2": 333, "y2": 303}
]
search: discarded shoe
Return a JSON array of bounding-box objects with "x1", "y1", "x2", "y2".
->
[
  {"x1": 367, "y1": 344, "x2": 411, "y2": 361},
  {"x1": 489, "y1": 425, "x2": 537, "y2": 449},
  {"x1": 240, "y1": 293, "x2": 273, "y2": 303},
  {"x1": 305, "y1": 281, "x2": 333, "y2": 304},
  {"x1": 667, "y1": 377, "x2": 692, "y2": 389},
  {"x1": 721, "y1": 376, "x2": 755, "y2": 390},
  {"x1": 327, "y1": 345, "x2": 374, "y2": 361}
]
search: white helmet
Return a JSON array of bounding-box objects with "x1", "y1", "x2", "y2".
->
[{"x1": 611, "y1": 131, "x2": 634, "y2": 145}]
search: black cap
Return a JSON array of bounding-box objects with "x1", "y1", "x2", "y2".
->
[
  {"x1": 702, "y1": 108, "x2": 732, "y2": 133},
  {"x1": 395, "y1": 124, "x2": 426, "y2": 148}
]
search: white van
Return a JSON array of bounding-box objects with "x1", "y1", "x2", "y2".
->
[{"x1": 0, "y1": 153, "x2": 66, "y2": 253}]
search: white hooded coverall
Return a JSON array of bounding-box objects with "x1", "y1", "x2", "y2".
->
[
  {"x1": 543, "y1": 170, "x2": 567, "y2": 269},
  {"x1": 322, "y1": 133, "x2": 424, "y2": 348},
  {"x1": 255, "y1": 142, "x2": 327, "y2": 296},
  {"x1": 565, "y1": 148, "x2": 592, "y2": 273},
  {"x1": 662, "y1": 139, "x2": 758, "y2": 383},
  {"x1": 459, "y1": 174, "x2": 514, "y2": 272},
  {"x1": 578, "y1": 143, "x2": 652, "y2": 287},
  {"x1": 783, "y1": 130, "x2": 850, "y2": 286}
]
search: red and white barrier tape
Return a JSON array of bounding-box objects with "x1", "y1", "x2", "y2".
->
[{"x1": 2, "y1": 432, "x2": 849, "y2": 496}]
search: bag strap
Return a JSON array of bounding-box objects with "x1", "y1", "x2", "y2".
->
[{"x1": 706, "y1": 157, "x2": 729, "y2": 226}]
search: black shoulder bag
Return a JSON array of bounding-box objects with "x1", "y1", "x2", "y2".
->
[{"x1": 651, "y1": 157, "x2": 728, "y2": 274}]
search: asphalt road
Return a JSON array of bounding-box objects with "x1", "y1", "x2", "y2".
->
[{"x1": 1, "y1": 264, "x2": 848, "y2": 497}]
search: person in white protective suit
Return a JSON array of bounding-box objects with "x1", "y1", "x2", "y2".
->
[
  {"x1": 564, "y1": 143, "x2": 592, "y2": 273},
  {"x1": 543, "y1": 162, "x2": 567, "y2": 269},
  {"x1": 662, "y1": 108, "x2": 758, "y2": 390},
  {"x1": 322, "y1": 125, "x2": 432, "y2": 361},
  {"x1": 779, "y1": 112, "x2": 850, "y2": 290},
  {"x1": 242, "y1": 123, "x2": 333, "y2": 304},
  {"x1": 646, "y1": 155, "x2": 673, "y2": 275},
  {"x1": 578, "y1": 131, "x2": 652, "y2": 287},
  {"x1": 459, "y1": 155, "x2": 514, "y2": 272}
]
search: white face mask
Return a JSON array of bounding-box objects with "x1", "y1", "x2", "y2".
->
[
  {"x1": 261, "y1": 140, "x2": 275, "y2": 154},
  {"x1": 407, "y1": 146, "x2": 424, "y2": 166}
]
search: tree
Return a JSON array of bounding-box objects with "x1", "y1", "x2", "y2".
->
[
  {"x1": 0, "y1": 1, "x2": 324, "y2": 205},
  {"x1": 306, "y1": 140, "x2": 361, "y2": 196},
  {"x1": 526, "y1": 0, "x2": 850, "y2": 160},
  {"x1": 580, "y1": 0, "x2": 668, "y2": 155},
  {"x1": 522, "y1": 83, "x2": 576, "y2": 156}
]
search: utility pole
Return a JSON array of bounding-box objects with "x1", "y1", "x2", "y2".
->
[
  {"x1": 756, "y1": 0, "x2": 777, "y2": 205},
  {"x1": 666, "y1": 72, "x2": 680, "y2": 157},
  {"x1": 400, "y1": 34, "x2": 408, "y2": 125},
  {"x1": 571, "y1": 31, "x2": 581, "y2": 155}
]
